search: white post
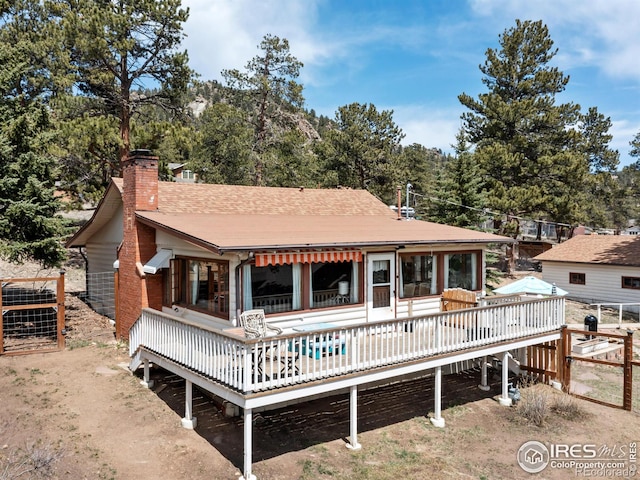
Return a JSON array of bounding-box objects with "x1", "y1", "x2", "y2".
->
[
  {"x1": 140, "y1": 358, "x2": 154, "y2": 389},
  {"x1": 597, "y1": 305, "x2": 602, "y2": 325},
  {"x1": 619, "y1": 305, "x2": 623, "y2": 328},
  {"x1": 430, "y1": 366, "x2": 445, "y2": 427},
  {"x1": 346, "y1": 385, "x2": 362, "y2": 450},
  {"x1": 499, "y1": 351, "x2": 512, "y2": 406},
  {"x1": 478, "y1": 355, "x2": 490, "y2": 391},
  {"x1": 240, "y1": 408, "x2": 256, "y2": 480},
  {"x1": 181, "y1": 380, "x2": 197, "y2": 429}
]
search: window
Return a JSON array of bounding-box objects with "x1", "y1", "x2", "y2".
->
[
  {"x1": 181, "y1": 169, "x2": 194, "y2": 180},
  {"x1": 311, "y1": 261, "x2": 359, "y2": 309},
  {"x1": 570, "y1": 272, "x2": 586, "y2": 285},
  {"x1": 400, "y1": 254, "x2": 436, "y2": 298},
  {"x1": 249, "y1": 264, "x2": 298, "y2": 313},
  {"x1": 170, "y1": 258, "x2": 229, "y2": 318},
  {"x1": 622, "y1": 276, "x2": 640, "y2": 290},
  {"x1": 243, "y1": 261, "x2": 361, "y2": 314},
  {"x1": 445, "y1": 253, "x2": 478, "y2": 290},
  {"x1": 400, "y1": 251, "x2": 480, "y2": 298}
]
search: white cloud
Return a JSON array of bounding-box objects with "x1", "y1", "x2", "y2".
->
[
  {"x1": 392, "y1": 105, "x2": 462, "y2": 155},
  {"x1": 182, "y1": 0, "x2": 327, "y2": 81},
  {"x1": 468, "y1": 0, "x2": 640, "y2": 81}
]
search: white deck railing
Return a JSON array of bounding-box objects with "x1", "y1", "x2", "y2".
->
[{"x1": 129, "y1": 296, "x2": 565, "y2": 395}]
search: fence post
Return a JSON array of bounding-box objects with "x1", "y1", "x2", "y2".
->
[
  {"x1": 57, "y1": 271, "x2": 66, "y2": 350},
  {"x1": 623, "y1": 330, "x2": 634, "y2": 411},
  {"x1": 560, "y1": 326, "x2": 571, "y2": 392},
  {"x1": 0, "y1": 279, "x2": 3, "y2": 354}
]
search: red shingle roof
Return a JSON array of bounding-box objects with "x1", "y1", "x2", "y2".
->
[{"x1": 535, "y1": 235, "x2": 640, "y2": 267}]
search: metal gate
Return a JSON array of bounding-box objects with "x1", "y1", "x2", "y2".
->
[{"x1": 1, "y1": 272, "x2": 65, "y2": 355}]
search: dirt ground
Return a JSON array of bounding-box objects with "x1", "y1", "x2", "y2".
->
[{"x1": 2, "y1": 261, "x2": 640, "y2": 479}]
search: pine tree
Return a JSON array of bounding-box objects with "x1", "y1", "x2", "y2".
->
[
  {"x1": 314, "y1": 102, "x2": 405, "y2": 204},
  {"x1": 222, "y1": 34, "x2": 304, "y2": 186},
  {"x1": 60, "y1": 0, "x2": 193, "y2": 165},
  {"x1": 459, "y1": 20, "x2": 587, "y2": 236},
  {"x1": 0, "y1": 2, "x2": 67, "y2": 267},
  {"x1": 425, "y1": 131, "x2": 486, "y2": 228}
]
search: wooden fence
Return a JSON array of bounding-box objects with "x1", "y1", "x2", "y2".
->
[
  {"x1": 563, "y1": 327, "x2": 638, "y2": 411},
  {"x1": 0, "y1": 272, "x2": 65, "y2": 355}
]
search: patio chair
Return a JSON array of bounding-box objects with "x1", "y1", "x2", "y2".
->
[
  {"x1": 238, "y1": 309, "x2": 298, "y2": 376},
  {"x1": 238, "y1": 309, "x2": 282, "y2": 339}
]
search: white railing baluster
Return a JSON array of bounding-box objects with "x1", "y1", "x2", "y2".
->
[{"x1": 129, "y1": 297, "x2": 565, "y2": 394}]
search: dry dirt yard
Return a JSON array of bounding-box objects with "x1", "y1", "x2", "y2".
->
[{"x1": 1, "y1": 261, "x2": 640, "y2": 480}]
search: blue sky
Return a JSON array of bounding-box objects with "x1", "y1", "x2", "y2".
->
[{"x1": 181, "y1": 0, "x2": 640, "y2": 167}]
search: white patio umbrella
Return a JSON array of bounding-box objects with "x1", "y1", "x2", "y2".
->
[{"x1": 494, "y1": 276, "x2": 568, "y2": 296}]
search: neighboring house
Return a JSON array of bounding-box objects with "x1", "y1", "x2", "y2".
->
[
  {"x1": 66, "y1": 151, "x2": 566, "y2": 480},
  {"x1": 167, "y1": 162, "x2": 196, "y2": 183},
  {"x1": 535, "y1": 235, "x2": 640, "y2": 314}
]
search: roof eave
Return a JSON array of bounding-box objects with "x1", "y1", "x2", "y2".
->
[
  {"x1": 65, "y1": 181, "x2": 123, "y2": 248},
  {"x1": 135, "y1": 214, "x2": 223, "y2": 255}
]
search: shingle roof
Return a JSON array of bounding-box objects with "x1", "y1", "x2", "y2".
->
[
  {"x1": 136, "y1": 179, "x2": 394, "y2": 216},
  {"x1": 535, "y1": 235, "x2": 640, "y2": 267},
  {"x1": 68, "y1": 178, "x2": 512, "y2": 251}
]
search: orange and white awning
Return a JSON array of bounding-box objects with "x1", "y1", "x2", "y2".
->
[{"x1": 255, "y1": 250, "x2": 362, "y2": 267}]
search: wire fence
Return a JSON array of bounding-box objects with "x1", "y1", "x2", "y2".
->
[
  {"x1": 1, "y1": 274, "x2": 65, "y2": 355},
  {"x1": 83, "y1": 272, "x2": 116, "y2": 320}
]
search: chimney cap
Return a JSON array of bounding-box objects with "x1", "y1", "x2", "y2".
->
[{"x1": 129, "y1": 149, "x2": 154, "y2": 157}]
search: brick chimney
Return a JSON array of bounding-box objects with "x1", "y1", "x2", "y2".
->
[{"x1": 117, "y1": 150, "x2": 163, "y2": 339}]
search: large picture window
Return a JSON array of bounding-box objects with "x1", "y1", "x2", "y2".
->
[
  {"x1": 400, "y1": 254, "x2": 437, "y2": 298},
  {"x1": 311, "y1": 261, "x2": 359, "y2": 308},
  {"x1": 249, "y1": 264, "x2": 299, "y2": 313},
  {"x1": 445, "y1": 253, "x2": 478, "y2": 290},
  {"x1": 170, "y1": 258, "x2": 229, "y2": 318},
  {"x1": 243, "y1": 261, "x2": 361, "y2": 314},
  {"x1": 400, "y1": 251, "x2": 480, "y2": 298}
]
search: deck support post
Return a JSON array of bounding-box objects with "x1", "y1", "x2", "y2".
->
[
  {"x1": 140, "y1": 358, "x2": 154, "y2": 389},
  {"x1": 346, "y1": 385, "x2": 362, "y2": 450},
  {"x1": 181, "y1": 380, "x2": 197, "y2": 429},
  {"x1": 430, "y1": 366, "x2": 445, "y2": 428},
  {"x1": 478, "y1": 355, "x2": 490, "y2": 391},
  {"x1": 499, "y1": 351, "x2": 512, "y2": 406},
  {"x1": 240, "y1": 408, "x2": 256, "y2": 480}
]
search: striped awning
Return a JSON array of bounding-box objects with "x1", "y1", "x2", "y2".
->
[{"x1": 255, "y1": 250, "x2": 363, "y2": 267}]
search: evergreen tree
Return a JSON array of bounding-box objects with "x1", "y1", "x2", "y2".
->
[
  {"x1": 314, "y1": 102, "x2": 405, "y2": 204},
  {"x1": 397, "y1": 143, "x2": 447, "y2": 208},
  {"x1": 578, "y1": 107, "x2": 624, "y2": 229},
  {"x1": 191, "y1": 103, "x2": 255, "y2": 185},
  {"x1": 459, "y1": 20, "x2": 586, "y2": 237},
  {"x1": 60, "y1": 0, "x2": 193, "y2": 165},
  {"x1": 222, "y1": 34, "x2": 304, "y2": 185},
  {"x1": 0, "y1": 2, "x2": 67, "y2": 267},
  {"x1": 425, "y1": 131, "x2": 486, "y2": 228}
]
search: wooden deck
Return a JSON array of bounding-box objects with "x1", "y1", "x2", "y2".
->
[{"x1": 130, "y1": 296, "x2": 565, "y2": 409}]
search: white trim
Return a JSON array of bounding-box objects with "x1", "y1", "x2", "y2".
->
[{"x1": 143, "y1": 249, "x2": 173, "y2": 274}]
